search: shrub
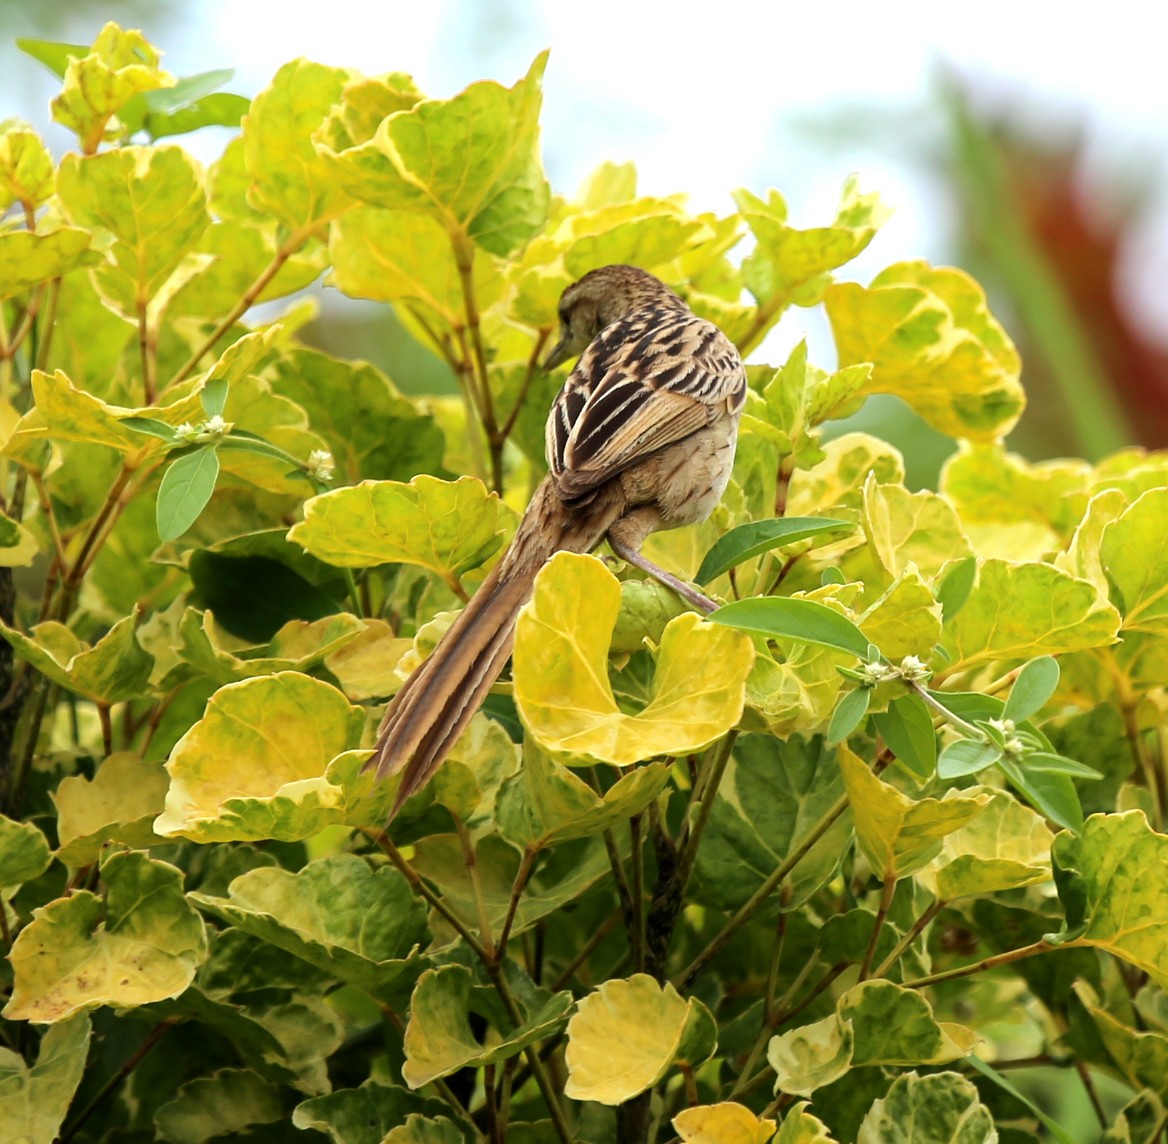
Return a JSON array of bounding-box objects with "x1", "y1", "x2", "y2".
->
[{"x1": 1, "y1": 22, "x2": 1166, "y2": 1144}]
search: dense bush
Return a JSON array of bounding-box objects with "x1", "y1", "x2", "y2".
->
[{"x1": 1, "y1": 22, "x2": 1166, "y2": 1144}]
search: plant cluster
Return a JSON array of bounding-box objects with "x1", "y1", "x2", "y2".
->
[{"x1": 1, "y1": 23, "x2": 1167, "y2": 1144}]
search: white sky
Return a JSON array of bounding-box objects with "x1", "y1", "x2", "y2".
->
[{"x1": 3, "y1": 0, "x2": 1167, "y2": 346}]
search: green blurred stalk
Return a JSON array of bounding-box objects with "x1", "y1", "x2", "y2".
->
[{"x1": 942, "y1": 76, "x2": 1132, "y2": 459}]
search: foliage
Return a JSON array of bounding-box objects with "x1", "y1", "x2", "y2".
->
[{"x1": 0, "y1": 21, "x2": 1166, "y2": 1144}]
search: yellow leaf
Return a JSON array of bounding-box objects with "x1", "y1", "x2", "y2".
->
[
  {"x1": 513, "y1": 553, "x2": 753, "y2": 765},
  {"x1": 673, "y1": 1102, "x2": 778, "y2": 1144}
]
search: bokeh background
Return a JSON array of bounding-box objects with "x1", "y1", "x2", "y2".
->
[{"x1": 3, "y1": 0, "x2": 1167, "y2": 486}]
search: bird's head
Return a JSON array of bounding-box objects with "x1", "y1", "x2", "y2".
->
[{"x1": 542, "y1": 264, "x2": 685, "y2": 370}]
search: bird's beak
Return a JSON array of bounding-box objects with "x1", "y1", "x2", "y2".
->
[{"x1": 542, "y1": 338, "x2": 573, "y2": 372}]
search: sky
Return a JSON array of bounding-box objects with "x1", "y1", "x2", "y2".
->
[{"x1": 2, "y1": 0, "x2": 1166, "y2": 352}]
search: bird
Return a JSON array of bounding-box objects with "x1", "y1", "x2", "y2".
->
[{"x1": 367, "y1": 264, "x2": 747, "y2": 819}]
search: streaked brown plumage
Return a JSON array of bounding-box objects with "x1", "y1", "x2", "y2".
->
[{"x1": 368, "y1": 265, "x2": 747, "y2": 818}]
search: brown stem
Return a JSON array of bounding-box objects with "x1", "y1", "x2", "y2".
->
[
  {"x1": 1, "y1": 286, "x2": 46, "y2": 361},
  {"x1": 873, "y1": 898, "x2": 943, "y2": 979},
  {"x1": 901, "y1": 939, "x2": 1053, "y2": 989},
  {"x1": 168, "y1": 230, "x2": 309, "y2": 389},
  {"x1": 34, "y1": 278, "x2": 61, "y2": 373},
  {"x1": 629, "y1": 813, "x2": 645, "y2": 974},
  {"x1": 495, "y1": 847, "x2": 537, "y2": 961},
  {"x1": 368, "y1": 830, "x2": 491, "y2": 964},
  {"x1": 500, "y1": 330, "x2": 551, "y2": 443},
  {"x1": 137, "y1": 300, "x2": 156, "y2": 404},
  {"x1": 551, "y1": 909, "x2": 622, "y2": 990},
  {"x1": 858, "y1": 874, "x2": 896, "y2": 981},
  {"x1": 672, "y1": 791, "x2": 849, "y2": 990}
]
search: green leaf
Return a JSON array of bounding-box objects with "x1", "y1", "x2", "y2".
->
[
  {"x1": 861, "y1": 474, "x2": 973, "y2": 581},
  {"x1": 0, "y1": 813, "x2": 52, "y2": 888},
  {"x1": 871, "y1": 694, "x2": 936, "y2": 780},
  {"x1": 120, "y1": 415, "x2": 178, "y2": 442},
  {"x1": 188, "y1": 551, "x2": 342, "y2": 644},
  {"x1": 154, "y1": 671, "x2": 364, "y2": 842},
  {"x1": 402, "y1": 964, "x2": 572, "y2": 1087},
  {"x1": 1101, "y1": 487, "x2": 1168, "y2": 634},
  {"x1": 1003, "y1": 656, "x2": 1060, "y2": 722},
  {"x1": 856, "y1": 1071, "x2": 995, "y2": 1143},
  {"x1": 564, "y1": 974, "x2": 715, "y2": 1104},
  {"x1": 768, "y1": 982, "x2": 977, "y2": 1098},
  {"x1": 840, "y1": 745, "x2": 987, "y2": 878},
  {"x1": 0, "y1": 229, "x2": 100, "y2": 303},
  {"x1": 57, "y1": 145, "x2": 209, "y2": 317},
  {"x1": 513, "y1": 553, "x2": 753, "y2": 765},
  {"x1": 963, "y1": 1056, "x2": 1080, "y2": 1144},
  {"x1": 264, "y1": 347, "x2": 445, "y2": 483},
  {"x1": 673, "y1": 1102, "x2": 778, "y2": 1144},
  {"x1": 999, "y1": 756, "x2": 1083, "y2": 831},
  {"x1": 936, "y1": 556, "x2": 977, "y2": 622},
  {"x1": 191, "y1": 855, "x2": 428, "y2": 1003},
  {"x1": 0, "y1": 1014, "x2": 91, "y2": 1144},
  {"x1": 16, "y1": 36, "x2": 89, "y2": 77},
  {"x1": 156, "y1": 446, "x2": 221, "y2": 541},
  {"x1": 496, "y1": 745, "x2": 669, "y2": 850},
  {"x1": 827, "y1": 687, "x2": 870, "y2": 744},
  {"x1": 318, "y1": 53, "x2": 550, "y2": 256},
  {"x1": 289, "y1": 475, "x2": 513, "y2": 585},
  {"x1": 292, "y1": 1082, "x2": 454, "y2": 1144},
  {"x1": 3, "y1": 850, "x2": 208, "y2": 1022},
  {"x1": 153, "y1": 1068, "x2": 283, "y2": 1144},
  {"x1": 773, "y1": 1103, "x2": 836, "y2": 1144},
  {"x1": 1023, "y1": 752, "x2": 1102, "y2": 780},
  {"x1": 917, "y1": 788, "x2": 1053, "y2": 901},
  {"x1": 0, "y1": 612, "x2": 152, "y2": 704},
  {"x1": 936, "y1": 738, "x2": 1002, "y2": 780},
  {"x1": 710, "y1": 595, "x2": 871, "y2": 658},
  {"x1": 734, "y1": 177, "x2": 888, "y2": 331},
  {"x1": 694, "y1": 735, "x2": 849, "y2": 912},
  {"x1": 1052, "y1": 810, "x2": 1168, "y2": 986},
  {"x1": 53, "y1": 753, "x2": 169, "y2": 866},
  {"x1": 826, "y1": 261, "x2": 1025, "y2": 442},
  {"x1": 943, "y1": 559, "x2": 1120, "y2": 673},
  {"x1": 695, "y1": 517, "x2": 851, "y2": 586}
]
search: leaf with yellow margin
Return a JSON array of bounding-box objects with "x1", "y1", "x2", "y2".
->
[
  {"x1": 402, "y1": 964, "x2": 572, "y2": 1088},
  {"x1": 917, "y1": 788, "x2": 1053, "y2": 901},
  {"x1": 0, "y1": 124, "x2": 54, "y2": 212},
  {"x1": 1052, "y1": 811, "x2": 1168, "y2": 987},
  {"x1": 0, "y1": 1013, "x2": 91, "y2": 1144},
  {"x1": 0, "y1": 229, "x2": 99, "y2": 303},
  {"x1": 4, "y1": 850, "x2": 207, "y2": 1023},
  {"x1": 153, "y1": 671, "x2": 365, "y2": 842},
  {"x1": 774, "y1": 1103, "x2": 837, "y2": 1144},
  {"x1": 57, "y1": 145, "x2": 209, "y2": 317},
  {"x1": 857, "y1": 1072, "x2": 994, "y2": 1142},
  {"x1": 861, "y1": 474, "x2": 973, "y2": 581},
  {"x1": 318, "y1": 54, "x2": 549, "y2": 256},
  {"x1": 0, "y1": 813, "x2": 52, "y2": 889},
  {"x1": 243, "y1": 59, "x2": 355, "y2": 231},
  {"x1": 289, "y1": 475, "x2": 514, "y2": 589},
  {"x1": 826, "y1": 262, "x2": 1024, "y2": 441},
  {"x1": 564, "y1": 974, "x2": 715, "y2": 1104},
  {"x1": 941, "y1": 559, "x2": 1120, "y2": 675},
  {"x1": 513, "y1": 553, "x2": 753, "y2": 765},
  {"x1": 767, "y1": 980, "x2": 977, "y2": 1096},
  {"x1": 839, "y1": 746, "x2": 987, "y2": 878},
  {"x1": 189, "y1": 854, "x2": 428, "y2": 1001},
  {"x1": 53, "y1": 753, "x2": 169, "y2": 867},
  {"x1": 0, "y1": 613, "x2": 152, "y2": 704},
  {"x1": 1100, "y1": 488, "x2": 1168, "y2": 635}
]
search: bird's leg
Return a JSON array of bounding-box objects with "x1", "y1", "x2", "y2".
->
[{"x1": 607, "y1": 528, "x2": 720, "y2": 615}]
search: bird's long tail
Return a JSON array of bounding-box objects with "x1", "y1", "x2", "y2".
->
[{"x1": 367, "y1": 475, "x2": 624, "y2": 818}]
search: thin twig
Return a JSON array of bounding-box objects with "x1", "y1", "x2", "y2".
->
[
  {"x1": 872, "y1": 898, "x2": 943, "y2": 979},
  {"x1": 858, "y1": 874, "x2": 896, "y2": 981},
  {"x1": 673, "y1": 791, "x2": 849, "y2": 990},
  {"x1": 58, "y1": 1018, "x2": 177, "y2": 1144},
  {"x1": 901, "y1": 939, "x2": 1053, "y2": 989},
  {"x1": 496, "y1": 847, "x2": 536, "y2": 961}
]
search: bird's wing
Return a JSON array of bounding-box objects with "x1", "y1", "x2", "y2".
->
[{"x1": 546, "y1": 308, "x2": 746, "y2": 500}]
